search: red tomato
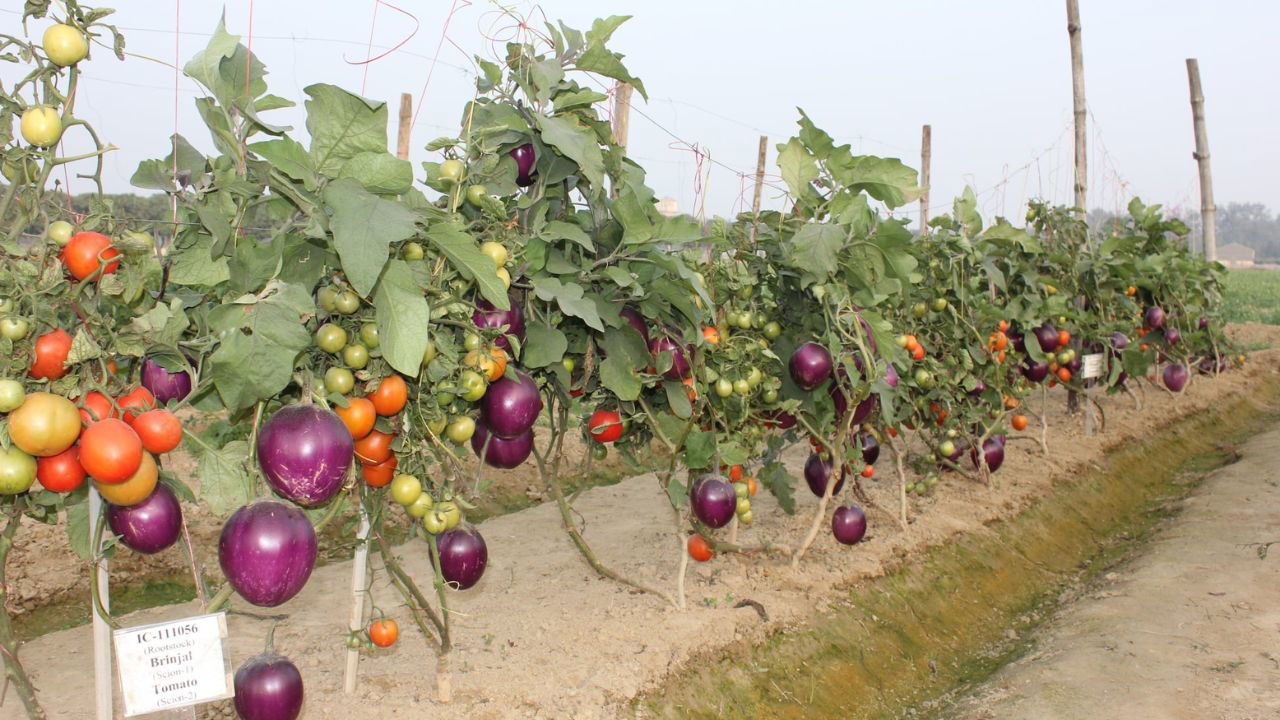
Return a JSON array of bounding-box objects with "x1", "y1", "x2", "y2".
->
[
  {"x1": 588, "y1": 409, "x2": 623, "y2": 443},
  {"x1": 368, "y1": 375, "x2": 408, "y2": 416},
  {"x1": 79, "y1": 391, "x2": 117, "y2": 425},
  {"x1": 368, "y1": 619, "x2": 398, "y2": 648},
  {"x1": 687, "y1": 534, "x2": 714, "y2": 562},
  {"x1": 36, "y1": 446, "x2": 86, "y2": 493},
  {"x1": 131, "y1": 409, "x2": 182, "y2": 455},
  {"x1": 117, "y1": 386, "x2": 156, "y2": 424},
  {"x1": 79, "y1": 418, "x2": 143, "y2": 484},
  {"x1": 29, "y1": 329, "x2": 72, "y2": 380},
  {"x1": 62, "y1": 231, "x2": 120, "y2": 281},
  {"x1": 362, "y1": 454, "x2": 397, "y2": 487},
  {"x1": 354, "y1": 430, "x2": 394, "y2": 466}
]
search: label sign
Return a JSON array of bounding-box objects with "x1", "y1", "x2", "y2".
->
[
  {"x1": 1081, "y1": 353, "x2": 1105, "y2": 379},
  {"x1": 114, "y1": 613, "x2": 232, "y2": 717}
]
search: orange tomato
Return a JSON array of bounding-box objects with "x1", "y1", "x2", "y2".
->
[
  {"x1": 904, "y1": 335, "x2": 920, "y2": 352},
  {"x1": 362, "y1": 453, "x2": 397, "y2": 487},
  {"x1": 79, "y1": 391, "x2": 116, "y2": 425},
  {"x1": 369, "y1": 375, "x2": 408, "y2": 416},
  {"x1": 683, "y1": 376, "x2": 697, "y2": 403},
  {"x1": 728, "y1": 464, "x2": 744, "y2": 483},
  {"x1": 998, "y1": 320, "x2": 1010, "y2": 332},
  {"x1": 1011, "y1": 414, "x2": 1029, "y2": 431},
  {"x1": 117, "y1": 386, "x2": 156, "y2": 425},
  {"x1": 911, "y1": 345, "x2": 926, "y2": 361},
  {"x1": 484, "y1": 347, "x2": 508, "y2": 382},
  {"x1": 860, "y1": 465, "x2": 875, "y2": 478},
  {"x1": 336, "y1": 397, "x2": 376, "y2": 439},
  {"x1": 1056, "y1": 367, "x2": 1072, "y2": 383},
  {"x1": 995, "y1": 350, "x2": 1007, "y2": 364},
  {"x1": 93, "y1": 452, "x2": 158, "y2": 506},
  {"x1": 746, "y1": 476, "x2": 758, "y2": 497},
  {"x1": 1057, "y1": 330, "x2": 1070, "y2": 348},
  {"x1": 687, "y1": 534, "x2": 714, "y2": 562},
  {"x1": 30, "y1": 329, "x2": 72, "y2": 380},
  {"x1": 354, "y1": 430, "x2": 395, "y2": 466},
  {"x1": 1004, "y1": 395, "x2": 1020, "y2": 410},
  {"x1": 79, "y1": 418, "x2": 144, "y2": 484},
  {"x1": 62, "y1": 231, "x2": 120, "y2": 281},
  {"x1": 702, "y1": 326, "x2": 720, "y2": 345},
  {"x1": 131, "y1": 409, "x2": 182, "y2": 455},
  {"x1": 368, "y1": 619, "x2": 398, "y2": 648}
]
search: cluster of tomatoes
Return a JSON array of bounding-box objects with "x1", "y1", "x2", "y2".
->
[
  {"x1": 386, "y1": 472, "x2": 463, "y2": 536},
  {"x1": 332, "y1": 374, "x2": 407, "y2": 488}
]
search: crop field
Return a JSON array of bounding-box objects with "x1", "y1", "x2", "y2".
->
[{"x1": 1223, "y1": 269, "x2": 1280, "y2": 326}]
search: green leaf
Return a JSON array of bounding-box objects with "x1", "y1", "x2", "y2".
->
[
  {"x1": 304, "y1": 83, "x2": 388, "y2": 177},
  {"x1": 530, "y1": 59, "x2": 565, "y2": 104},
  {"x1": 338, "y1": 151, "x2": 413, "y2": 195},
  {"x1": 665, "y1": 475, "x2": 689, "y2": 508},
  {"x1": 599, "y1": 355, "x2": 641, "y2": 401},
  {"x1": 425, "y1": 224, "x2": 509, "y2": 310},
  {"x1": 168, "y1": 235, "x2": 231, "y2": 287},
  {"x1": 663, "y1": 380, "x2": 692, "y2": 419},
  {"x1": 537, "y1": 114, "x2": 604, "y2": 190},
  {"x1": 249, "y1": 136, "x2": 316, "y2": 189},
  {"x1": 374, "y1": 260, "x2": 431, "y2": 377},
  {"x1": 544, "y1": 220, "x2": 594, "y2": 251},
  {"x1": 209, "y1": 284, "x2": 313, "y2": 410},
  {"x1": 683, "y1": 431, "x2": 716, "y2": 469},
  {"x1": 66, "y1": 330, "x2": 102, "y2": 366},
  {"x1": 523, "y1": 323, "x2": 568, "y2": 368},
  {"x1": 603, "y1": 266, "x2": 634, "y2": 287},
  {"x1": 196, "y1": 439, "x2": 256, "y2": 517},
  {"x1": 131, "y1": 134, "x2": 207, "y2": 191},
  {"x1": 777, "y1": 137, "x2": 817, "y2": 199},
  {"x1": 718, "y1": 440, "x2": 748, "y2": 467},
  {"x1": 65, "y1": 497, "x2": 91, "y2": 562},
  {"x1": 576, "y1": 43, "x2": 648, "y2": 101},
  {"x1": 788, "y1": 224, "x2": 845, "y2": 280},
  {"x1": 760, "y1": 461, "x2": 796, "y2": 515},
  {"x1": 324, "y1": 178, "x2": 416, "y2": 297},
  {"x1": 601, "y1": 327, "x2": 649, "y2": 369},
  {"x1": 531, "y1": 277, "x2": 604, "y2": 331},
  {"x1": 830, "y1": 155, "x2": 920, "y2": 209}
]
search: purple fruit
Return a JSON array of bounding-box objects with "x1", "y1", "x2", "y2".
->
[
  {"x1": 851, "y1": 395, "x2": 877, "y2": 425},
  {"x1": 480, "y1": 371, "x2": 542, "y2": 439},
  {"x1": 437, "y1": 525, "x2": 488, "y2": 590},
  {"x1": 1067, "y1": 357, "x2": 1082, "y2": 373},
  {"x1": 1023, "y1": 361, "x2": 1050, "y2": 382},
  {"x1": 1009, "y1": 330, "x2": 1026, "y2": 354},
  {"x1": 690, "y1": 476, "x2": 737, "y2": 528},
  {"x1": 765, "y1": 410, "x2": 797, "y2": 429},
  {"x1": 257, "y1": 405, "x2": 353, "y2": 507},
  {"x1": 1198, "y1": 316, "x2": 1209, "y2": 331},
  {"x1": 470, "y1": 420, "x2": 534, "y2": 469},
  {"x1": 107, "y1": 484, "x2": 182, "y2": 554},
  {"x1": 1111, "y1": 332, "x2": 1130, "y2": 351},
  {"x1": 510, "y1": 143, "x2": 536, "y2": 187},
  {"x1": 968, "y1": 379, "x2": 987, "y2": 397},
  {"x1": 859, "y1": 433, "x2": 880, "y2": 466},
  {"x1": 1033, "y1": 323, "x2": 1059, "y2": 353},
  {"x1": 618, "y1": 307, "x2": 649, "y2": 343},
  {"x1": 141, "y1": 357, "x2": 192, "y2": 404},
  {"x1": 648, "y1": 336, "x2": 690, "y2": 380},
  {"x1": 883, "y1": 363, "x2": 900, "y2": 389},
  {"x1": 970, "y1": 437, "x2": 1005, "y2": 473},
  {"x1": 804, "y1": 453, "x2": 845, "y2": 498},
  {"x1": 473, "y1": 299, "x2": 526, "y2": 351},
  {"x1": 219, "y1": 501, "x2": 318, "y2": 607},
  {"x1": 831, "y1": 505, "x2": 867, "y2": 545},
  {"x1": 1144, "y1": 306, "x2": 1166, "y2": 330},
  {"x1": 1164, "y1": 327, "x2": 1181, "y2": 345},
  {"x1": 789, "y1": 342, "x2": 833, "y2": 391},
  {"x1": 234, "y1": 652, "x2": 304, "y2": 720},
  {"x1": 1163, "y1": 363, "x2": 1189, "y2": 392}
]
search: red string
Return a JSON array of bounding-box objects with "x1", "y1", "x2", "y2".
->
[
  {"x1": 412, "y1": 0, "x2": 471, "y2": 129},
  {"x1": 359, "y1": 0, "x2": 378, "y2": 95},
  {"x1": 172, "y1": 0, "x2": 180, "y2": 234},
  {"x1": 346, "y1": 0, "x2": 420, "y2": 89}
]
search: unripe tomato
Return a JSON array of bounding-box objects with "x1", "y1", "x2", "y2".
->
[
  {"x1": 402, "y1": 242, "x2": 425, "y2": 260},
  {"x1": 439, "y1": 159, "x2": 464, "y2": 186},
  {"x1": 43, "y1": 23, "x2": 88, "y2": 66},
  {"x1": 0, "y1": 380, "x2": 25, "y2": 413},
  {"x1": 406, "y1": 492, "x2": 434, "y2": 518},
  {"x1": 131, "y1": 410, "x2": 182, "y2": 455},
  {"x1": 445, "y1": 416, "x2": 475, "y2": 444},
  {"x1": 426, "y1": 416, "x2": 447, "y2": 436},
  {"x1": 562, "y1": 357, "x2": 576, "y2": 373},
  {"x1": 62, "y1": 232, "x2": 120, "y2": 281},
  {"x1": 458, "y1": 370, "x2": 487, "y2": 402},
  {"x1": 342, "y1": 343, "x2": 369, "y2": 370},
  {"x1": 36, "y1": 446, "x2": 84, "y2": 493},
  {"x1": 932, "y1": 297, "x2": 948, "y2": 312},
  {"x1": 317, "y1": 286, "x2": 338, "y2": 312},
  {"x1": 359, "y1": 323, "x2": 380, "y2": 349},
  {"x1": 435, "y1": 500, "x2": 461, "y2": 530},
  {"x1": 324, "y1": 367, "x2": 355, "y2": 395},
  {"x1": 496, "y1": 267, "x2": 511, "y2": 289},
  {"x1": 334, "y1": 290, "x2": 360, "y2": 315},
  {"x1": 93, "y1": 452, "x2": 158, "y2": 506},
  {"x1": 315, "y1": 323, "x2": 348, "y2": 353},
  {"x1": 463, "y1": 333, "x2": 483, "y2": 352},
  {"x1": 0, "y1": 447, "x2": 37, "y2": 495},
  {"x1": 763, "y1": 321, "x2": 782, "y2": 340},
  {"x1": 588, "y1": 409, "x2": 623, "y2": 443},
  {"x1": 715, "y1": 378, "x2": 733, "y2": 398},
  {"x1": 20, "y1": 106, "x2": 62, "y2": 147},
  {"x1": 0, "y1": 317, "x2": 29, "y2": 340},
  {"x1": 46, "y1": 220, "x2": 74, "y2": 246},
  {"x1": 80, "y1": 418, "x2": 143, "y2": 484},
  {"x1": 590, "y1": 443, "x2": 607, "y2": 461},
  {"x1": 732, "y1": 379, "x2": 751, "y2": 396},
  {"x1": 390, "y1": 474, "x2": 422, "y2": 506},
  {"x1": 368, "y1": 619, "x2": 398, "y2": 648},
  {"x1": 369, "y1": 375, "x2": 408, "y2": 416},
  {"x1": 8, "y1": 392, "x2": 80, "y2": 456},
  {"x1": 422, "y1": 341, "x2": 438, "y2": 366},
  {"x1": 479, "y1": 241, "x2": 508, "y2": 268},
  {"x1": 422, "y1": 509, "x2": 448, "y2": 534},
  {"x1": 30, "y1": 328, "x2": 72, "y2": 380},
  {"x1": 465, "y1": 184, "x2": 488, "y2": 207}
]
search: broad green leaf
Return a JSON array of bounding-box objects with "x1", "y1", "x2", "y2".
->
[
  {"x1": 603, "y1": 266, "x2": 634, "y2": 287},
  {"x1": 196, "y1": 439, "x2": 255, "y2": 516},
  {"x1": 168, "y1": 235, "x2": 231, "y2": 287},
  {"x1": 665, "y1": 475, "x2": 688, "y2": 508},
  {"x1": 777, "y1": 137, "x2": 817, "y2": 200},
  {"x1": 305, "y1": 84, "x2": 388, "y2": 177},
  {"x1": 576, "y1": 44, "x2": 648, "y2": 101},
  {"x1": 718, "y1": 440, "x2": 748, "y2": 466},
  {"x1": 614, "y1": 185, "x2": 655, "y2": 244},
  {"x1": 653, "y1": 215, "x2": 703, "y2": 244},
  {"x1": 544, "y1": 220, "x2": 594, "y2": 251},
  {"x1": 530, "y1": 59, "x2": 565, "y2": 104},
  {"x1": 65, "y1": 496, "x2": 91, "y2": 562},
  {"x1": 530, "y1": 277, "x2": 604, "y2": 331},
  {"x1": 374, "y1": 260, "x2": 431, "y2": 377},
  {"x1": 599, "y1": 355, "x2": 641, "y2": 401},
  {"x1": 601, "y1": 326, "x2": 649, "y2": 369},
  {"x1": 537, "y1": 114, "x2": 604, "y2": 190},
  {"x1": 249, "y1": 136, "x2": 316, "y2": 189},
  {"x1": 683, "y1": 430, "x2": 716, "y2": 470},
  {"x1": 131, "y1": 134, "x2": 207, "y2": 191},
  {"x1": 663, "y1": 380, "x2": 692, "y2": 419},
  {"x1": 523, "y1": 323, "x2": 568, "y2": 368},
  {"x1": 788, "y1": 224, "x2": 845, "y2": 279},
  {"x1": 338, "y1": 151, "x2": 413, "y2": 195},
  {"x1": 829, "y1": 155, "x2": 920, "y2": 209},
  {"x1": 324, "y1": 178, "x2": 415, "y2": 297},
  {"x1": 66, "y1": 330, "x2": 102, "y2": 365},
  {"x1": 209, "y1": 284, "x2": 313, "y2": 410},
  {"x1": 425, "y1": 224, "x2": 509, "y2": 310},
  {"x1": 760, "y1": 461, "x2": 796, "y2": 515}
]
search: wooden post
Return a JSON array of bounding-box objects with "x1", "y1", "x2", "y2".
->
[
  {"x1": 90, "y1": 487, "x2": 113, "y2": 720},
  {"x1": 919, "y1": 124, "x2": 931, "y2": 234},
  {"x1": 396, "y1": 92, "x2": 413, "y2": 162},
  {"x1": 1186, "y1": 59, "x2": 1217, "y2": 262},
  {"x1": 1067, "y1": 0, "x2": 1087, "y2": 215},
  {"x1": 611, "y1": 83, "x2": 634, "y2": 151},
  {"x1": 749, "y1": 135, "x2": 767, "y2": 245}
]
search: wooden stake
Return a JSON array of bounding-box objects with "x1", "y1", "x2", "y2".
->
[
  {"x1": 1067, "y1": 0, "x2": 1087, "y2": 214},
  {"x1": 90, "y1": 488, "x2": 112, "y2": 720},
  {"x1": 611, "y1": 82, "x2": 634, "y2": 151},
  {"x1": 1186, "y1": 59, "x2": 1217, "y2": 262},
  {"x1": 396, "y1": 92, "x2": 413, "y2": 162},
  {"x1": 749, "y1": 135, "x2": 767, "y2": 245},
  {"x1": 919, "y1": 124, "x2": 931, "y2": 234}
]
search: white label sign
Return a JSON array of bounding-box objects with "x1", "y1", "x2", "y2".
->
[
  {"x1": 114, "y1": 613, "x2": 232, "y2": 717},
  {"x1": 1081, "y1": 353, "x2": 1105, "y2": 379}
]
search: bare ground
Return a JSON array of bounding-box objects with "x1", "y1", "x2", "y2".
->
[{"x1": 7, "y1": 327, "x2": 1280, "y2": 720}]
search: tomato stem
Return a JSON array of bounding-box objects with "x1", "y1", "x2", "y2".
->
[{"x1": 0, "y1": 498, "x2": 46, "y2": 719}]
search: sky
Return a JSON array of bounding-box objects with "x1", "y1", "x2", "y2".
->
[{"x1": 6, "y1": 1, "x2": 1278, "y2": 225}]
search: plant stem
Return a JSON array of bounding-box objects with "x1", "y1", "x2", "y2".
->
[{"x1": 0, "y1": 500, "x2": 45, "y2": 719}]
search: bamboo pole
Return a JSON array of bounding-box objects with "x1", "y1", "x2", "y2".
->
[
  {"x1": 749, "y1": 135, "x2": 767, "y2": 245},
  {"x1": 1186, "y1": 59, "x2": 1217, "y2": 262},
  {"x1": 396, "y1": 92, "x2": 413, "y2": 162},
  {"x1": 611, "y1": 82, "x2": 634, "y2": 151},
  {"x1": 1067, "y1": 0, "x2": 1087, "y2": 215},
  {"x1": 90, "y1": 488, "x2": 112, "y2": 720},
  {"x1": 919, "y1": 124, "x2": 931, "y2": 234}
]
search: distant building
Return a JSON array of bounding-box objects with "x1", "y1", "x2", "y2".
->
[
  {"x1": 656, "y1": 197, "x2": 679, "y2": 217},
  {"x1": 1218, "y1": 242, "x2": 1256, "y2": 268}
]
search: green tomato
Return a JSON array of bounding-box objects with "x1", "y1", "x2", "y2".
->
[
  {"x1": 0, "y1": 447, "x2": 36, "y2": 495},
  {"x1": 435, "y1": 500, "x2": 462, "y2": 530},
  {"x1": 42, "y1": 23, "x2": 88, "y2": 67},
  {"x1": 20, "y1": 106, "x2": 62, "y2": 148},
  {"x1": 334, "y1": 290, "x2": 360, "y2": 315},
  {"x1": 422, "y1": 509, "x2": 449, "y2": 534},
  {"x1": 734, "y1": 482, "x2": 749, "y2": 499},
  {"x1": 459, "y1": 370, "x2": 487, "y2": 402},
  {"x1": 359, "y1": 323, "x2": 380, "y2": 349},
  {"x1": 736, "y1": 312, "x2": 752, "y2": 330},
  {"x1": 315, "y1": 323, "x2": 348, "y2": 353},
  {"x1": 590, "y1": 443, "x2": 608, "y2": 461},
  {"x1": 463, "y1": 333, "x2": 484, "y2": 352},
  {"x1": 47, "y1": 220, "x2": 73, "y2": 246},
  {"x1": 390, "y1": 474, "x2": 424, "y2": 506},
  {"x1": 763, "y1": 321, "x2": 782, "y2": 340},
  {"x1": 938, "y1": 440, "x2": 957, "y2": 458},
  {"x1": 465, "y1": 185, "x2": 488, "y2": 207},
  {"x1": 895, "y1": 335, "x2": 910, "y2": 348},
  {"x1": 913, "y1": 369, "x2": 933, "y2": 388},
  {"x1": 0, "y1": 299, "x2": 12, "y2": 315},
  {"x1": 496, "y1": 267, "x2": 511, "y2": 289},
  {"x1": 342, "y1": 343, "x2": 370, "y2": 370},
  {"x1": 445, "y1": 416, "x2": 476, "y2": 444},
  {"x1": 439, "y1": 159, "x2": 465, "y2": 186},
  {"x1": 0, "y1": 317, "x2": 29, "y2": 341},
  {"x1": 422, "y1": 341, "x2": 438, "y2": 366},
  {"x1": 0, "y1": 380, "x2": 25, "y2": 413},
  {"x1": 715, "y1": 378, "x2": 734, "y2": 398},
  {"x1": 738, "y1": 510, "x2": 754, "y2": 524},
  {"x1": 932, "y1": 297, "x2": 948, "y2": 312},
  {"x1": 732, "y1": 379, "x2": 751, "y2": 396},
  {"x1": 406, "y1": 493, "x2": 435, "y2": 519},
  {"x1": 746, "y1": 367, "x2": 764, "y2": 388},
  {"x1": 913, "y1": 302, "x2": 928, "y2": 318},
  {"x1": 324, "y1": 367, "x2": 355, "y2": 395},
  {"x1": 402, "y1": 241, "x2": 425, "y2": 260},
  {"x1": 946, "y1": 428, "x2": 958, "y2": 438},
  {"x1": 702, "y1": 367, "x2": 720, "y2": 384},
  {"x1": 761, "y1": 388, "x2": 779, "y2": 404},
  {"x1": 561, "y1": 357, "x2": 576, "y2": 373},
  {"x1": 736, "y1": 497, "x2": 751, "y2": 514},
  {"x1": 318, "y1": 286, "x2": 338, "y2": 313},
  {"x1": 426, "y1": 416, "x2": 447, "y2": 436},
  {"x1": 479, "y1": 241, "x2": 508, "y2": 268}
]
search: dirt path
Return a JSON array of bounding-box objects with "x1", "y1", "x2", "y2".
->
[
  {"x1": 5, "y1": 335, "x2": 1280, "y2": 720},
  {"x1": 950, "y1": 420, "x2": 1280, "y2": 719}
]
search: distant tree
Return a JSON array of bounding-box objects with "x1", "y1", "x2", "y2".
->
[{"x1": 1217, "y1": 202, "x2": 1280, "y2": 260}]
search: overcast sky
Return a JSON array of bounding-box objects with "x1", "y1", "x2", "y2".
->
[{"x1": 7, "y1": 1, "x2": 1277, "y2": 224}]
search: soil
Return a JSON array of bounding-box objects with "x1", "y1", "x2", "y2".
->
[
  {"x1": 6, "y1": 326, "x2": 1280, "y2": 720},
  {"x1": 947, "y1": 411, "x2": 1280, "y2": 719}
]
